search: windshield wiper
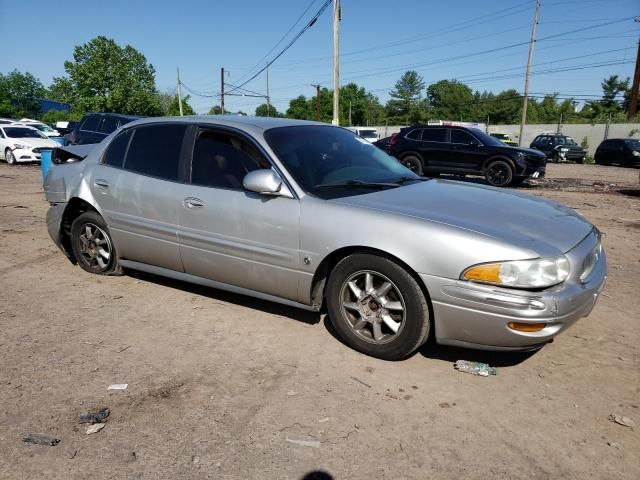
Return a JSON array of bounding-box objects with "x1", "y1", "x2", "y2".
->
[
  {"x1": 314, "y1": 179, "x2": 400, "y2": 189},
  {"x1": 393, "y1": 176, "x2": 431, "y2": 184}
]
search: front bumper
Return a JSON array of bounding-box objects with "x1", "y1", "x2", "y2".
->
[
  {"x1": 420, "y1": 230, "x2": 607, "y2": 351},
  {"x1": 10, "y1": 147, "x2": 42, "y2": 162},
  {"x1": 46, "y1": 202, "x2": 66, "y2": 253}
]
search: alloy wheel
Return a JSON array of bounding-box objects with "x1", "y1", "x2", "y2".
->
[{"x1": 77, "y1": 223, "x2": 112, "y2": 271}]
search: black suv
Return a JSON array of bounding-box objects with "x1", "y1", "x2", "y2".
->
[
  {"x1": 64, "y1": 113, "x2": 140, "y2": 145},
  {"x1": 389, "y1": 125, "x2": 546, "y2": 187},
  {"x1": 594, "y1": 138, "x2": 640, "y2": 167},
  {"x1": 529, "y1": 133, "x2": 586, "y2": 164}
]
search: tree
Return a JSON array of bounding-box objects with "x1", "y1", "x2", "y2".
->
[
  {"x1": 166, "y1": 94, "x2": 195, "y2": 116},
  {"x1": 255, "y1": 103, "x2": 282, "y2": 117},
  {"x1": 426, "y1": 80, "x2": 474, "y2": 121},
  {"x1": 50, "y1": 36, "x2": 162, "y2": 116},
  {"x1": 286, "y1": 95, "x2": 313, "y2": 120},
  {"x1": 0, "y1": 70, "x2": 46, "y2": 117},
  {"x1": 386, "y1": 71, "x2": 425, "y2": 123},
  {"x1": 208, "y1": 105, "x2": 223, "y2": 115}
]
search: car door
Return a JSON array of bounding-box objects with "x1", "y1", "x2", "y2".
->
[
  {"x1": 0, "y1": 128, "x2": 7, "y2": 159},
  {"x1": 177, "y1": 126, "x2": 302, "y2": 302},
  {"x1": 88, "y1": 123, "x2": 188, "y2": 271},
  {"x1": 418, "y1": 128, "x2": 449, "y2": 171},
  {"x1": 449, "y1": 128, "x2": 485, "y2": 171}
]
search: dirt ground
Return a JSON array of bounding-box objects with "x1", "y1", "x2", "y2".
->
[{"x1": 1, "y1": 162, "x2": 638, "y2": 480}]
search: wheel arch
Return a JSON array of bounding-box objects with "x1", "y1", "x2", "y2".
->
[
  {"x1": 482, "y1": 155, "x2": 516, "y2": 172},
  {"x1": 58, "y1": 197, "x2": 101, "y2": 262},
  {"x1": 309, "y1": 246, "x2": 434, "y2": 332}
]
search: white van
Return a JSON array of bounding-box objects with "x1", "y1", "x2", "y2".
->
[{"x1": 347, "y1": 127, "x2": 378, "y2": 143}]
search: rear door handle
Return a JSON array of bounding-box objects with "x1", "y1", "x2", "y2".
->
[
  {"x1": 94, "y1": 179, "x2": 110, "y2": 188},
  {"x1": 183, "y1": 197, "x2": 204, "y2": 209}
]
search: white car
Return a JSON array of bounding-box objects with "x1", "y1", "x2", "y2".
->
[
  {"x1": 0, "y1": 125, "x2": 59, "y2": 164},
  {"x1": 19, "y1": 118, "x2": 60, "y2": 137}
]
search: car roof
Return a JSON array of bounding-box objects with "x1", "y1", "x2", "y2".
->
[
  {"x1": 123, "y1": 115, "x2": 327, "y2": 132},
  {"x1": 84, "y1": 112, "x2": 142, "y2": 120}
]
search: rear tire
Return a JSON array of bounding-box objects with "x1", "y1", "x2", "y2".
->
[
  {"x1": 326, "y1": 253, "x2": 430, "y2": 360},
  {"x1": 485, "y1": 159, "x2": 514, "y2": 187},
  {"x1": 400, "y1": 155, "x2": 423, "y2": 176},
  {"x1": 70, "y1": 211, "x2": 122, "y2": 275}
]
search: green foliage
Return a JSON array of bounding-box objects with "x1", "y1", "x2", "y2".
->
[
  {"x1": 580, "y1": 136, "x2": 589, "y2": 150},
  {"x1": 165, "y1": 94, "x2": 195, "y2": 116},
  {"x1": 386, "y1": 70, "x2": 425, "y2": 124},
  {"x1": 41, "y1": 109, "x2": 82, "y2": 123},
  {"x1": 51, "y1": 36, "x2": 162, "y2": 116},
  {"x1": 255, "y1": 103, "x2": 282, "y2": 117},
  {"x1": 0, "y1": 70, "x2": 46, "y2": 117},
  {"x1": 208, "y1": 105, "x2": 223, "y2": 115},
  {"x1": 427, "y1": 80, "x2": 474, "y2": 121},
  {"x1": 286, "y1": 95, "x2": 314, "y2": 120}
]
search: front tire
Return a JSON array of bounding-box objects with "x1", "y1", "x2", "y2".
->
[
  {"x1": 326, "y1": 253, "x2": 430, "y2": 360},
  {"x1": 5, "y1": 149, "x2": 16, "y2": 165},
  {"x1": 70, "y1": 211, "x2": 122, "y2": 275},
  {"x1": 400, "y1": 155, "x2": 423, "y2": 176},
  {"x1": 485, "y1": 159, "x2": 514, "y2": 187}
]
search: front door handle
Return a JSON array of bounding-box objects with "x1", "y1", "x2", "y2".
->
[
  {"x1": 183, "y1": 197, "x2": 204, "y2": 209},
  {"x1": 94, "y1": 179, "x2": 110, "y2": 188}
]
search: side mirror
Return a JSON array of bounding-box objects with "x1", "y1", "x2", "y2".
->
[{"x1": 243, "y1": 169, "x2": 293, "y2": 198}]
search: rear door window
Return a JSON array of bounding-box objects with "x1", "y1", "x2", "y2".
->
[
  {"x1": 124, "y1": 124, "x2": 187, "y2": 181},
  {"x1": 81, "y1": 115, "x2": 100, "y2": 132},
  {"x1": 421, "y1": 128, "x2": 447, "y2": 142},
  {"x1": 102, "y1": 130, "x2": 132, "y2": 168},
  {"x1": 191, "y1": 128, "x2": 268, "y2": 190}
]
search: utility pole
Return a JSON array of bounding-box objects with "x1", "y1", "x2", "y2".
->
[
  {"x1": 311, "y1": 84, "x2": 321, "y2": 121},
  {"x1": 629, "y1": 19, "x2": 640, "y2": 119},
  {"x1": 220, "y1": 67, "x2": 225, "y2": 114},
  {"x1": 332, "y1": 0, "x2": 341, "y2": 125},
  {"x1": 176, "y1": 67, "x2": 184, "y2": 116},
  {"x1": 348, "y1": 101, "x2": 352, "y2": 126},
  {"x1": 557, "y1": 112, "x2": 563, "y2": 134},
  {"x1": 266, "y1": 64, "x2": 271, "y2": 117},
  {"x1": 518, "y1": 0, "x2": 540, "y2": 146}
]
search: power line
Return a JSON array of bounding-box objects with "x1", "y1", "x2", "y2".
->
[{"x1": 226, "y1": 0, "x2": 332, "y2": 96}]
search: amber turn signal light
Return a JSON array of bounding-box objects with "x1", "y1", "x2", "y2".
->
[{"x1": 507, "y1": 322, "x2": 546, "y2": 332}]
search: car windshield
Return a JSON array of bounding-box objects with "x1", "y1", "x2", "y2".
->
[
  {"x1": 470, "y1": 129, "x2": 507, "y2": 147},
  {"x1": 624, "y1": 139, "x2": 640, "y2": 150},
  {"x1": 31, "y1": 124, "x2": 54, "y2": 133},
  {"x1": 3, "y1": 127, "x2": 47, "y2": 139},
  {"x1": 265, "y1": 125, "x2": 419, "y2": 199},
  {"x1": 556, "y1": 136, "x2": 576, "y2": 146}
]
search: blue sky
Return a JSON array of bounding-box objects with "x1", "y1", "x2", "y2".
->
[{"x1": 1, "y1": 0, "x2": 638, "y2": 114}]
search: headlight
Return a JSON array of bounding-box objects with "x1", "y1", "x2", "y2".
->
[
  {"x1": 462, "y1": 256, "x2": 570, "y2": 288},
  {"x1": 632, "y1": 150, "x2": 640, "y2": 157},
  {"x1": 560, "y1": 148, "x2": 569, "y2": 152},
  {"x1": 12, "y1": 143, "x2": 30, "y2": 149}
]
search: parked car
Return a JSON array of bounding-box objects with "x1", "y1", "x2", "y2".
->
[
  {"x1": 389, "y1": 125, "x2": 546, "y2": 187},
  {"x1": 44, "y1": 117, "x2": 607, "y2": 360},
  {"x1": 19, "y1": 118, "x2": 61, "y2": 137},
  {"x1": 0, "y1": 125, "x2": 60, "y2": 164},
  {"x1": 530, "y1": 133, "x2": 586, "y2": 163},
  {"x1": 54, "y1": 121, "x2": 78, "y2": 137},
  {"x1": 64, "y1": 113, "x2": 140, "y2": 145},
  {"x1": 373, "y1": 135, "x2": 393, "y2": 154},
  {"x1": 346, "y1": 127, "x2": 378, "y2": 143},
  {"x1": 489, "y1": 131, "x2": 517, "y2": 147},
  {"x1": 594, "y1": 138, "x2": 640, "y2": 167}
]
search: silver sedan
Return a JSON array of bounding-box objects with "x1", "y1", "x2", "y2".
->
[{"x1": 44, "y1": 117, "x2": 606, "y2": 360}]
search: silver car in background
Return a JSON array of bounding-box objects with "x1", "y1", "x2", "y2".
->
[{"x1": 44, "y1": 117, "x2": 606, "y2": 360}]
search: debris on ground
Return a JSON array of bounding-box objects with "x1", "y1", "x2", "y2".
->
[
  {"x1": 607, "y1": 441, "x2": 621, "y2": 449},
  {"x1": 285, "y1": 437, "x2": 321, "y2": 448},
  {"x1": 86, "y1": 423, "x2": 106, "y2": 435},
  {"x1": 107, "y1": 383, "x2": 128, "y2": 391},
  {"x1": 318, "y1": 417, "x2": 330, "y2": 423},
  {"x1": 78, "y1": 408, "x2": 110, "y2": 424},
  {"x1": 286, "y1": 390, "x2": 298, "y2": 396},
  {"x1": 350, "y1": 376, "x2": 372, "y2": 388},
  {"x1": 22, "y1": 433, "x2": 60, "y2": 446},
  {"x1": 454, "y1": 360, "x2": 497, "y2": 376},
  {"x1": 608, "y1": 414, "x2": 635, "y2": 428}
]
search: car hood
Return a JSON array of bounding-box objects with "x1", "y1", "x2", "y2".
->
[
  {"x1": 331, "y1": 180, "x2": 592, "y2": 255},
  {"x1": 10, "y1": 137, "x2": 59, "y2": 148},
  {"x1": 511, "y1": 146, "x2": 545, "y2": 156}
]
